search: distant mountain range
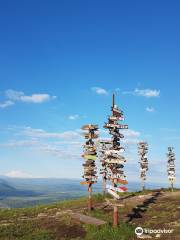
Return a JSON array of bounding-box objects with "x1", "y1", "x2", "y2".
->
[
  {"x1": 0, "y1": 176, "x2": 178, "y2": 209},
  {"x1": 0, "y1": 178, "x2": 40, "y2": 198}
]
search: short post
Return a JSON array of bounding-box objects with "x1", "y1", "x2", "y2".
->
[{"x1": 113, "y1": 205, "x2": 118, "y2": 227}]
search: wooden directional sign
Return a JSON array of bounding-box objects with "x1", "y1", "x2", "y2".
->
[
  {"x1": 109, "y1": 116, "x2": 124, "y2": 121},
  {"x1": 106, "y1": 184, "x2": 127, "y2": 193},
  {"x1": 107, "y1": 188, "x2": 120, "y2": 200},
  {"x1": 80, "y1": 181, "x2": 96, "y2": 185},
  {"x1": 104, "y1": 123, "x2": 128, "y2": 129},
  {"x1": 84, "y1": 133, "x2": 98, "y2": 139},
  {"x1": 118, "y1": 124, "x2": 128, "y2": 129},
  {"x1": 82, "y1": 154, "x2": 97, "y2": 160},
  {"x1": 116, "y1": 179, "x2": 128, "y2": 185},
  {"x1": 81, "y1": 124, "x2": 98, "y2": 130},
  {"x1": 105, "y1": 159, "x2": 126, "y2": 164}
]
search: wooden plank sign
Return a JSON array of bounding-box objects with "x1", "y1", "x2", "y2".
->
[
  {"x1": 82, "y1": 154, "x2": 97, "y2": 160},
  {"x1": 107, "y1": 188, "x2": 120, "y2": 200},
  {"x1": 106, "y1": 184, "x2": 127, "y2": 193},
  {"x1": 80, "y1": 181, "x2": 96, "y2": 185}
]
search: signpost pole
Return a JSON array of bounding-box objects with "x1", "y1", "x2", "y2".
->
[
  {"x1": 142, "y1": 180, "x2": 145, "y2": 192},
  {"x1": 102, "y1": 177, "x2": 106, "y2": 196},
  {"x1": 138, "y1": 142, "x2": 148, "y2": 192},
  {"x1": 167, "y1": 147, "x2": 175, "y2": 193},
  {"x1": 88, "y1": 184, "x2": 93, "y2": 211},
  {"x1": 113, "y1": 205, "x2": 118, "y2": 227},
  {"x1": 81, "y1": 124, "x2": 99, "y2": 212},
  {"x1": 103, "y1": 94, "x2": 128, "y2": 227}
]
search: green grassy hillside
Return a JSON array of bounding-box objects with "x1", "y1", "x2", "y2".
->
[{"x1": 0, "y1": 189, "x2": 179, "y2": 240}]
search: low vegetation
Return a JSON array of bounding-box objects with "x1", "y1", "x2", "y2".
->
[{"x1": 0, "y1": 189, "x2": 179, "y2": 240}]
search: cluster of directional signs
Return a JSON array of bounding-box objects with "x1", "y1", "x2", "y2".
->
[
  {"x1": 103, "y1": 95, "x2": 128, "y2": 199},
  {"x1": 80, "y1": 94, "x2": 176, "y2": 206},
  {"x1": 138, "y1": 142, "x2": 149, "y2": 191},
  {"x1": 81, "y1": 94, "x2": 128, "y2": 201},
  {"x1": 167, "y1": 147, "x2": 176, "y2": 188},
  {"x1": 81, "y1": 124, "x2": 99, "y2": 185}
]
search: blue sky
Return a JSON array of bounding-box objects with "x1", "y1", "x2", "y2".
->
[{"x1": 0, "y1": 0, "x2": 179, "y2": 186}]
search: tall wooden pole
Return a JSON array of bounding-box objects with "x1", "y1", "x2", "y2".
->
[
  {"x1": 103, "y1": 94, "x2": 128, "y2": 227},
  {"x1": 112, "y1": 180, "x2": 118, "y2": 227},
  {"x1": 102, "y1": 177, "x2": 106, "y2": 196},
  {"x1": 138, "y1": 142, "x2": 148, "y2": 192},
  {"x1": 81, "y1": 124, "x2": 99, "y2": 212},
  {"x1": 142, "y1": 179, "x2": 145, "y2": 192},
  {"x1": 112, "y1": 93, "x2": 115, "y2": 107},
  {"x1": 88, "y1": 184, "x2": 93, "y2": 211},
  {"x1": 171, "y1": 182, "x2": 173, "y2": 192},
  {"x1": 99, "y1": 140, "x2": 111, "y2": 196}
]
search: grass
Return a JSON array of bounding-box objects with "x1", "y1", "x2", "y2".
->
[
  {"x1": 0, "y1": 189, "x2": 179, "y2": 240},
  {"x1": 85, "y1": 223, "x2": 135, "y2": 240},
  {"x1": 0, "y1": 221, "x2": 54, "y2": 240},
  {"x1": 0, "y1": 194, "x2": 105, "y2": 221}
]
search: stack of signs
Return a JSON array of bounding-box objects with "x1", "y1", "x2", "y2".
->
[
  {"x1": 81, "y1": 124, "x2": 99, "y2": 185},
  {"x1": 103, "y1": 94, "x2": 128, "y2": 199},
  {"x1": 138, "y1": 142, "x2": 148, "y2": 189},
  {"x1": 99, "y1": 140, "x2": 112, "y2": 181},
  {"x1": 167, "y1": 147, "x2": 176, "y2": 185}
]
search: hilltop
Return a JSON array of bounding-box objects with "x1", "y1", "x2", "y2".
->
[{"x1": 0, "y1": 188, "x2": 179, "y2": 240}]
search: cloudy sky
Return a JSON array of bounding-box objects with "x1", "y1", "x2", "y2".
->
[{"x1": 0, "y1": 0, "x2": 179, "y2": 186}]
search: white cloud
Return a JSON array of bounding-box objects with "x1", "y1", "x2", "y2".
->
[
  {"x1": 0, "y1": 100, "x2": 14, "y2": 108},
  {"x1": 122, "y1": 138, "x2": 140, "y2": 145},
  {"x1": 122, "y1": 129, "x2": 140, "y2": 137},
  {"x1": 1, "y1": 127, "x2": 83, "y2": 161},
  {"x1": 146, "y1": 107, "x2": 155, "y2": 112},
  {"x1": 20, "y1": 127, "x2": 81, "y2": 140},
  {"x1": 4, "y1": 170, "x2": 34, "y2": 178},
  {"x1": 5, "y1": 89, "x2": 56, "y2": 103},
  {"x1": 91, "y1": 87, "x2": 108, "y2": 95},
  {"x1": 123, "y1": 88, "x2": 160, "y2": 98},
  {"x1": 0, "y1": 140, "x2": 38, "y2": 147},
  {"x1": 68, "y1": 114, "x2": 79, "y2": 120}
]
